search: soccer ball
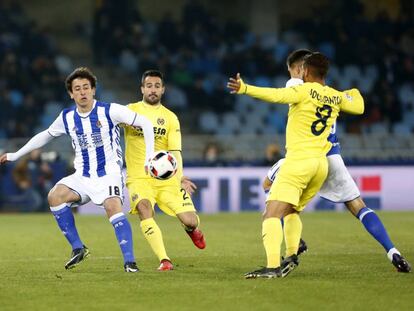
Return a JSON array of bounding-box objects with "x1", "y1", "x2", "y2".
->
[{"x1": 148, "y1": 150, "x2": 177, "y2": 180}]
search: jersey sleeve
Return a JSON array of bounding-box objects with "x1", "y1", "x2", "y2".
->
[
  {"x1": 109, "y1": 103, "x2": 138, "y2": 125},
  {"x1": 285, "y1": 78, "x2": 304, "y2": 88},
  {"x1": 6, "y1": 130, "x2": 55, "y2": 161},
  {"x1": 244, "y1": 83, "x2": 307, "y2": 105},
  {"x1": 47, "y1": 112, "x2": 67, "y2": 137},
  {"x1": 340, "y1": 89, "x2": 365, "y2": 115},
  {"x1": 167, "y1": 115, "x2": 182, "y2": 151}
]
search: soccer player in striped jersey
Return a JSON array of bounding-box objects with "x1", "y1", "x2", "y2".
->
[
  {"x1": 228, "y1": 52, "x2": 365, "y2": 278},
  {"x1": 0, "y1": 67, "x2": 155, "y2": 272},
  {"x1": 263, "y1": 49, "x2": 411, "y2": 273},
  {"x1": 124, "y1": 70, "x2": 205, "y2": 271}
]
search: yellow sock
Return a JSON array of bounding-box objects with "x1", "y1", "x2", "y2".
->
[
  {"x1": 140, "y1": 218, "x2": 169, "y2": 261},
  {"x1": 262, "y1": 217, "x2": 283, "y2": 268},
  {"x1": 283, "y1": 213, "x2": 303, "y2": 257}
]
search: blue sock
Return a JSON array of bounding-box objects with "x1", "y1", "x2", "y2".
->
[
  {"x1": 356, "y1": 207, "x2": 394, "y2": 252},
  {"x1": 110, "y1": 213, "x2": 135, "y2": 264},
  {"x1": 51, "y1": 204, "x2": 83, "y2": 250}
]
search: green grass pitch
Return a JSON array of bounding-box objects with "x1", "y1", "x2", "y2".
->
[{"x1": 0, "y1": 212, "x2": 413, "y2": 311}]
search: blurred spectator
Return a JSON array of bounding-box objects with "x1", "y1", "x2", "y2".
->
[
  {"x1": 1, "y1": 149, "x2": 58, "y2": 212},
  {"x1": 0, "y1": 0, "x2": 69, "y2": 138},
  {"x1": 202, "y1": 142, "x2": 223, "y2": 166},
  {"x1": 90, "y1": 0, "x2": 414, "y2": 136},
  {"x1": 261, "y1": 143, "x2": 283, "y2": 166},
  {"x1": 11, "y1": 153, "x2": 43, "y2": 212}
]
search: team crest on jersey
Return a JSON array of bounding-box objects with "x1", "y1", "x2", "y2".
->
[
  {"x1": 96, "y1": 120, "x2": 102, "y2": 128},
  {"x1": 131, "y1": 193, "x2": 139, "y2": 202},
  {"x1": 157, "y1": 118, "x2": 165, "y2": 125}
]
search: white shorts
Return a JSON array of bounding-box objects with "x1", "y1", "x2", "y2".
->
[
  {"x1": 57, "y1": 173, "x2": 124, "y2": 207},
  {"x1": 266, "y1": 158, "x2": 285, "y2": 182},
  {"x1": 266, "y1": 154, "x2": 360, "y2": 203},
  {"x1": 319, "y1": 154, "x2": 360, "y2": 202}
]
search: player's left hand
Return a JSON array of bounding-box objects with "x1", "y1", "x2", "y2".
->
[
  {"x1": 227, "y1": 73, "x2": 246, "y2": 94},
  {"x1": 0, "y1": 154, "x2": 8, "y2": 165},
  {"x1": 181, "y1": 176, "x2": 197, "y2": 195}
]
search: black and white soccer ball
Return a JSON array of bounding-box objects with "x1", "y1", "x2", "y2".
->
[{"x1": 148, "y1": 150, "x2": 177, "y2": 180}]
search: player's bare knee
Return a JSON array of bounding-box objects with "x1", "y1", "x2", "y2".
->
[
  {"x1": 179, "y1": 212, "x2": 198, "y2": 229},
  {"x1": 48, "y1": 185, "x2": 79, "y2": 207},
  {"x1": 137, "y1": 200, "x2": 153, "y2": 219},
  {"x1": 345, "y1": 197, "x2": 366, "y2": 217},
  {"x1": 48, "y1": 186, "x2": 65, "y2": 206},
  {"x1": 103, "y1": 197, "x2": 122, "y2": 217}
]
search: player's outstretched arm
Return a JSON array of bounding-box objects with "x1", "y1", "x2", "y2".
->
[
  {"x1": 111, "y1": 104, "x2": 155, "y2": 169},
  {"x1": 2, "y1": 130, "x2": 55, "y2": 163},
  {"x1": 341, "y1": 89, "x2": 364, "y2": 115},
  {"x1": 131, "y1": 115, "x2": 155, "y2": 169},
  {"x1": 227, "y1": 73, "x2": 304, "y2": 104}
]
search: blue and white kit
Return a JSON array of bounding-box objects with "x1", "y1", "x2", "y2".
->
[
  {"x1": 266, "y1": 79, "x2": 360, "y2": 203},
  {"x1": 7, "y1": 100, "x2": 155, "y2": 206}
]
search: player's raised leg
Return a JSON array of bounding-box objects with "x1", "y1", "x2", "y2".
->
[
  {"x1": 137, "y1": 199, "x2": 172, "y2": 271},
  {"x1": 346, "y1": 198, "x2": 411, "y2": 273},
  {"x1": 176, "y1": 211, "x2": 206, "y2": 249},
  {"x1": 48, "y1": 184, "x2": 89, "y2": 270},
  {"x1": 103, "y1": 197, "x2": 138, "y2": 273}
]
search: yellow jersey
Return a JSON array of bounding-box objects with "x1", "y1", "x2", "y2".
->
[
  {"x1": 124, "y1": 101, "x2": 181, "y2": 180},
  {"x1": 243, "y1": 82, "x2": 364, "y2": 159}
]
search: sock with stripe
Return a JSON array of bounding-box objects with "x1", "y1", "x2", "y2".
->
[
  {"x1": 110, "y1": 212, "x2": 135, "y2": 264},
  {"x1": 50, "y1": 204, "x2": 83, "y2": 250},
  {"x1": 140, "y1": 218, "x2": 170, "y2": 261},
  {"x1": 262, "y1": 217, "x2": 283, "y2": 268},
  {"x1": 356, "y1": 207, "x2": 395, "y2": 255},
  {"x1": 283, "y1": 213, "x2": 303, "y2": 257}
]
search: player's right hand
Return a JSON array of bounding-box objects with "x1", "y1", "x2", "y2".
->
[
  {"x1": 181, "y1": 176, "x2": 197, "y2": 195},
  {"x1": 0, "y1": 154, "x2": 8, "y2": 165},
  {"x1": 227, "y1": 73, "x2": 246, "y2": 94}
]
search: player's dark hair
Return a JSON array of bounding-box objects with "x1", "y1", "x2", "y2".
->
[
  {"x1": 286, "y1": 49, "x2": 312, "y2": 68},
  {"x1": 65, "y1": 67, "x2": 97, "y2": 92},
  {"x1": 141, "y1": 70, "x2": 164, "y2": 85},
  {"x1": 303, "y1": 52, "x2": 330, "y2": 79}
]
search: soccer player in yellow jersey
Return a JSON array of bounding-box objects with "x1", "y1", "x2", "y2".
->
[
  {"x1": 124, "y1": 70, "x2": 205, "y2": 271},
  {"x1": 227, "y1": 52, "x2": 365, "y2": 278}
]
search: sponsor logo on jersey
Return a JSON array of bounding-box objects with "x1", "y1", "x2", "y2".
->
[{"x1": 131, "y1": 126, "x2": 166, "y2": 136}]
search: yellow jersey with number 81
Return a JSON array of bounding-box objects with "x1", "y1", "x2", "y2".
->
[{"x1": 244, "y1": 82, "x2": 364, "y2": 159}]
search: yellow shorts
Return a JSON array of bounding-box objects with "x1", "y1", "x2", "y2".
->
[
  {"x1": 267, "y1": 156, "x2": 328, "y2": 211},
  {"x1": 127, "y1": 178, "x2": 195, "y2": 217}
]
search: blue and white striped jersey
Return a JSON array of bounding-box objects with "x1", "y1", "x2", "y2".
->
[{"x1": 48, "y1": 100, "x2": 134, "y2": 178}]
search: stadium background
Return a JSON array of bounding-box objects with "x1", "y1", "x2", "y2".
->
[
  {"x1": 1, "y1": 1, "x2": 414, "y2": 311},
  {"x1": 0, "y1": 0, "x2": 413, "y2": 212}
]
